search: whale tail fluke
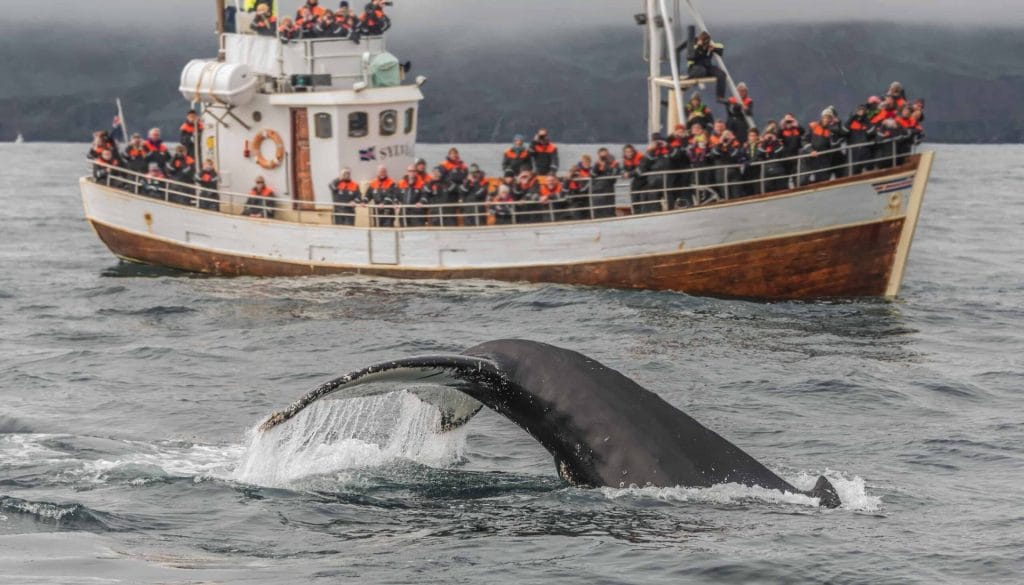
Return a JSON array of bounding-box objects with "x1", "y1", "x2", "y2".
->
[{"x1": 808, "y1": 476, "x2": 842, "y2": 508}]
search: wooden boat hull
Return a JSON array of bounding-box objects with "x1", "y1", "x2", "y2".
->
[{"x1": 81, "y1": 152, "x2": 932, "y2": 300}]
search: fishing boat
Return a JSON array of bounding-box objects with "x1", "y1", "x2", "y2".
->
[{"x1": 80, "y1": 0, "x2": 933, "y2": 300}]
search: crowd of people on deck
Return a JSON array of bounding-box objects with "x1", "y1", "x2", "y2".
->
[
  {"x1": 248, "y1": 0, "x2": 390, "y2": 43},
  {"x1": 88, "y1": 25, "x2": 926, "y2": 228}
]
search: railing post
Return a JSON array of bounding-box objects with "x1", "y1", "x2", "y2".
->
[
  {"x1": 848, "y1": 144, "x2": 854, "y2": 175},
  {"x1": 796, "y1": 156, "x2": 802, "y2": 189},
  {"x1": 760, "y1": 162, "x2": 765, "y2": 194}
]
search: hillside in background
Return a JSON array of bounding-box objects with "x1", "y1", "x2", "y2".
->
[{"x1": 1, "y1": 23, "x2": 1021, "y2": 144}]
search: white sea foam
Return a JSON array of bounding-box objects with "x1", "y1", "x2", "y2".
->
[{"x1": 233, "y1": 391, "x2": 466, "y2": 488}]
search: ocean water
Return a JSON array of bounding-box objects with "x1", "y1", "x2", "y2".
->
[{"x1": 0, "y1": 143, "x2": 1022, "y2": 584}]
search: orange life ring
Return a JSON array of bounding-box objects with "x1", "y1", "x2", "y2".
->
[{"x1": 252, "y1": 129, "x2": 285, "y2": 170}]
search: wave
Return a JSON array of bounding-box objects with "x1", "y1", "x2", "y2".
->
[
  {"x1": 0, "y1": 495, "x2": 118, "y2": 531},
  {"x1": 0, "y1": 415, "x2": 33, "y2": 434}
]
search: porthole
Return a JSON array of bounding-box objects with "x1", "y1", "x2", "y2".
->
[
  {"x1": 380, "y1": 110, "x2": 398, "y2": 136},
  {"x1": 253, "y1": 111, "x2": 263, "y2": 123},
  {"x1": 404, "y1": 107, "x2": 415, "y2": 134},
  {"x1": 349, "y1": 112, "x2": 368, "y2": 138}
]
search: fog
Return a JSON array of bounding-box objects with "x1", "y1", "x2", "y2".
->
[{"x1": 10, "y1": 0, "x2": 1021, "y2": 30}]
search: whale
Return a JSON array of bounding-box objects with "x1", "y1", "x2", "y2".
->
[{"x1": 259, "y1": 340, "x2": 842, "y2": 508}]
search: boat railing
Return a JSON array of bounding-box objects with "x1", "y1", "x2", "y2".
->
[{"x1": 88, "y1": 136, "x2": 917, "y2": 228}]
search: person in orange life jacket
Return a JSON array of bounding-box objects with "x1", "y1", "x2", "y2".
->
[
  {"x1": 434, "y1": 148, "x2": 467, "y2": 226},
  {"x1": 740, "y1": 128, "x2": 762, "y2": 196},
  {"x1": 707, "y1": 130, "x2": 746, "y2": 199},
  {"x1": 413, "y1": 157, "x2": 430, "y2": 183},
  {"x1": 887, "y1": 81, "x2": 907, "y2": 108},
  {"x1": 911, "y1": 99, "x2": 925, "y2": 124},
  {"x1": 167, "y1": 145, "x2": 197, "y2": 205},
  {"x1": 871, "y1": 95, "x2": 898, "y2": 125},
  {"x1": 566, "y1": 157, "x2": 593, "y2": 220},
  {"x1": 725, "y1": 82, "x2": 753, "y2": 138},
  {"x1": 329, "y1": 168, "x2": 362, "y2": 225},
  {"x1": 92, "y1": 148, "x2": 120, "y2": 184},
  {"x1": 180, "y1": 110, "x2": 204, "y2": 158},
  {"x1": 709, "y1": 119, "x2": 728, "y2": 146},
  {"x1": 397, "y1": 165, "x2": 429, "y2": 227},
  {"x1": 295, "y1": 7, "x2": 317, "y2": 36},
  {"x1": 757, "y1": 130, "x2": 789, "y2": 193},
  {"x1": 424, "y1": 167, "x2": 448, "y2": 226},
  {"x1": 529, "y1": 129, "x2": 559, "y2": 176},
  {"x1": 503, "y1": 134, "x2": 532, "y2": 176},
  {"x1": 685, "y1": 92, "x2": 714, "y2": 132},
  {"x1": 531, "y1": 174, "x2": 564, "y2": 223},
  {"x1": 304, "y1": 0, "x2": 327, "y2": 18},
  {"x1": 778, "y1": 114, "x2": 805, "y2": 178},
  {"x1": 636, "y1": 133, "x2": 672, "y2": 213},
  {"x1": 313, "y1": 11, "x2": 342, "y2": 38},
  {"x1": 335, "y1": 3, "x2": 362, "y2": 43},
  {"x1": 278, "y1": 17, "x2": 299, "y2": 42},
  {"x1": 587, "y1": 149, "x2": 619, "y2": 219},
  {"x1": 143, "y1": 127, "x2": 170, "y2": 171},
  {"x1": 874, "y1": 118, "x2": 904, "y2": 170},
  {"x1": 499, "y1": 169, "x2": 516, "y2": 194},
  {"x1": 122, "y1": 133, "x2": 149, "y2": 176},
  {"x1": 141, "y1": 163, "x2": 168, "y2": 199},
  {"x1": 687, "y1": 31, "x2": 727, "y2": 100},
  {"x1": 360, "y1": 0, "x2": 391, "y2": 35},
  {"x1": 195, "y1": 160, "x2": 220, "y2": 211},
  {"x1": 894, "y1": 104, "x2": 923, "y2": 164},
  {"x1": 459, "y1": 164, "x2": 489, "y2": 227},
  {"x1": 685, "y1": 123, "x2": 715, "y2": 201},
  {"x1": 489, "y1": 184, "x2": 514, "y2": 225},
  {"x1": 803, "y1": 109, "x2": 844, "y2": 184},
  {"x1": 824, "y1": 105, "x2": 851, "y2": 179},
  {"x1": 244, "y1": 176, "x2": 276, "y2": 218},
  {"x1": 663, "y1": 124, "x2": 692, "y2": 206},
  {"x1": 251, "y1": 5, "x2": 277, "y2": 36},
  {"x1": 366, "y1": 165, "x2": 398, "y2": 227},
  {"x1": 511, "y1": 171, "x2": 538, "y2": 222},
  {"x1": 865, "y1": 95, "x2": 882, "y2": 120},
  {"x1": 846, "y1": 104, "x2": 877, "y2": 174}
]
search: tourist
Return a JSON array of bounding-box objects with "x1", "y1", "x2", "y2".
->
[
  {"x1": 179, "y1": 110, "x2": 203, "y2": 158},
  {"x1": 167, "y1": 145, "x2": 197, "y2": 205},
  {"x1": 251, "y1": 5, "x2": 277, "y2": 36},
  {"x1": 366, "y1": 165, "x2": 397, "y2": 227},
  {"x1": 686, "y1": 31, "x2": 727, "y2": 100},
  {"x1": 122, "y1": 133, "x2": 149, "y2": 177},
  {"x1": 778, "y1": 114, "x2": 804, "y2": 179},
  {"x1": 590, "y1": 147, "x2": 620, "y2": 218},
  {"x1": 502, "y1": 134, "x2": 531, "y2": 176},
  {"x1": 846, "y1": 103, "x2": 876, "y2": 174},
  {"x1": 397, "y1": 165, "x2": 428, "y2": 227},
  {"x1": 804, "y1": 109, "x2": 843, "y2": 184},
  {"x1": 460, "y1": 164, "x2": 490, "y2": 227},
  {"x1": 685, "y1": 91, "x2": 714, "y2": 131},
  {"x1": 143, "y1": 128, "x2": 170, "y2": 171},
  {"x1": 707, "y1": 130, "x2": 745, "y2": 199},
  {"x1": 141, "y1": 163, "x2": 168, "y2": 199},
  {"x1": 195, "y1": 160, "x2": 220, "y2": 211},
  {"x1": 529, "y1": 129, "x2": 559, "y2": 176},
  {"x1": 725, "y1": 82, "x2": 753, "y2": 138},
  {"x1": 360, "y1": 0, "x2": 391, "y2": 35},
  {"x1": 489, "y1": 184, "x2": 514, "y2": 225},
  {"x1": 757, "y1": 131, "x2": 789, "y2": 193},
  {"x1": 638, "y1": 133, "x2": 672, "y2": 213},
  {"x1": 244, "y1": 176, "x2": 276, "y2": 218},
  {"x1": 329, "y1": 168, "x2": 362, "y2": 225}
]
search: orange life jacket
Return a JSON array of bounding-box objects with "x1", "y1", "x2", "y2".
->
[
  {"x1": 810, "y1": 123, "x2": 831, "y2": 138},
  {"x1": 199, "y1": 170, "x2": 218, "y2": 183},
  {"x1": 531, "y1": 142, "x2": 557, "y2": 154},
  {"x1": 538, "y1": 182, "x2": 562, "y2": 201},
  {"x1": 180, "y1": 120, "x2": 203, "y2": 135},
  {"x1": 369, "y1": 177, "x2": 395, "y2": 190},
  {"x1": 623, "y1": 153, "x2": 643, "y2": 170},
  {"x1": 125, "y1": 147, "x2": 147, "y2": 159},
  {"x1": 504, "y1": 148, "x2": 530, "y2": 161},
  {"x1": 441, "y1": 159, "x2": 466, "y2": 173},
  {"x1": 781, "y1": 127, "x2": 802, "y2": 138},
  {"x1": 398, "y1": 176, "x2": 425, "y2": 190},
  {"x1": 896, "y1": 116, "x2": 919, "y2": 130},
  {"x1": 143, "y1": 140, "x2": 167, "y2": 154},
  {"x1": 251, "y1": 186, "x2": 273, "y2": 197},
  {"x1": 171, "y1": 155, "x2": 195, "y2": 171},
  {"x1": 871, "y1": 108, "x2": 896, "y2": 125},
  {"x1": 849, "y1": 119, "x2": 868, "y2": 131},
  {"x1": 334, "y1": 179, "x2": 360, "y2": 192},
  {"x1": 728, "y1": 96, "x2": 753, "y2": 109}
]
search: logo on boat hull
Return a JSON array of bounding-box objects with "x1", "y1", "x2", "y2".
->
[
  {"x1": 872, "y1": 177, "x2": 914, "y2": 194},
  {"x1": 359, "y1": 147, "x2": 376, "y2": 162}
]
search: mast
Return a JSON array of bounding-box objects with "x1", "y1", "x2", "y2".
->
[
  {"x1": 215, "y1": 0, "x2": 226, "y2": 35},
  {"x1": 645, "y1": 0, "x2": 662, "y2": 137}
]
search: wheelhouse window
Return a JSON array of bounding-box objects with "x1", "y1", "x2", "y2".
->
[
  {"x1": 380, "y1": 110, "x2": 398, "y2": 136},
  {"x1": 348, "y1": 112, "x2": 368, "y2": 138},
  {"x1": 404, "y1": 107, "x2": 415, "y2": 134}
]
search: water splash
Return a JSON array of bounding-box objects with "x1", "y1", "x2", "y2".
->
[
  {"x1": 233, "y1": 391, "x2": 467, "y2": 488},
  {"x1": 600, "y1": 471, "x2": 881, "y2": 512}
]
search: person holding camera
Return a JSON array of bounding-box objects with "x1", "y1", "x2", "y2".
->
[{"x1": 686, "y1": 31, "x2": 727, "y2": 101}]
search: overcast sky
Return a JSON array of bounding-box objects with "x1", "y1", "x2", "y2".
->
[{"x1": 10, "y1": 0, "x2": 1021, "y2": 28}]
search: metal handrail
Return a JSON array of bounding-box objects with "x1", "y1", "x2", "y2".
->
[{"x1": 88, "y1": 135, "x2": 918, "y2": 228}]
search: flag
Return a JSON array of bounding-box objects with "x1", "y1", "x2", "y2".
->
[
  {"x1": 359, "y1": 147, "x2": 376, "y2": 161},
  {"x1": 872, "y1": 177, "x2": 914, "y2": 194}
]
